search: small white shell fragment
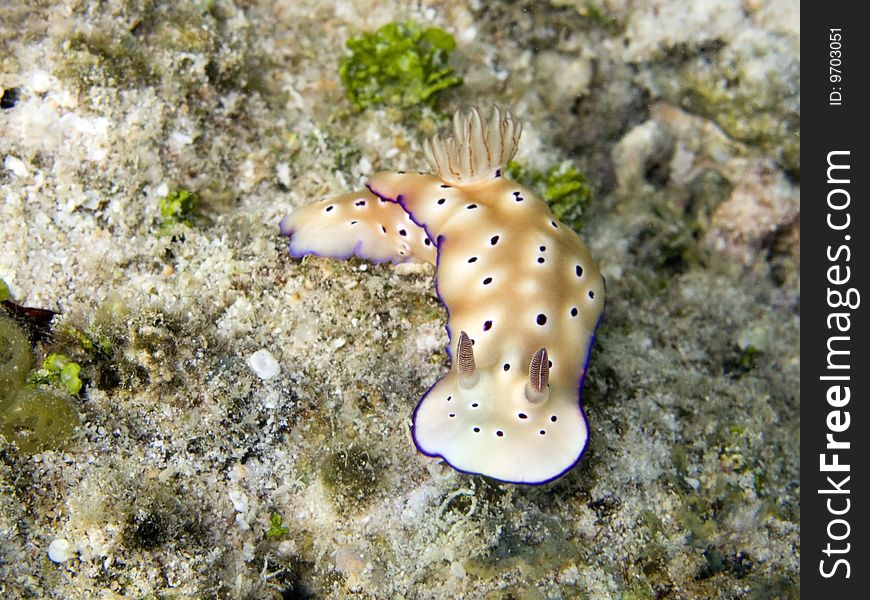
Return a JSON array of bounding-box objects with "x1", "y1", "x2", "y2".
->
[
  {"x1": 248, "y1": 349, "x2": 280, "y2": 380},
  {"x1": 48, "y1": 538, "x2": 75, "y2": 563},
  {"x1": 276, "y1": 162, "x2": 291, "y2": 187},
  {"x1": 30, "y1": 70, "x2": 54, "y2": 93},
  {"x1": 4, "y1": 155, "x2": 28, "y2": 178},
  {"x1": 450, "y1": 561, "x2": 467, "y2": 578},
  {"x1": 228, "y1": 489, "x2": 249, "y2": 513}
]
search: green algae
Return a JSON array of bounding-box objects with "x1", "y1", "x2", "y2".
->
[
  {"x1": 28, "y1": 354, "x2": 84, "y2": 396},
  {"x1": 264, "y1": 513, "x2": 290, "y2": 540},
  {"x1": 339, "y1": 21, "x2": 462, "y2": 111},
  {"x1": 507, "y1": 160, "x2": 592, "y2": 229},
  {"x1": 1, "y1": 316, "x2": 31, "y2": 399},
  {"x1": 158, "y1": 188, "x2": 199, "y2": 231},
  {"x1": 0, "y1": 387, "x2": 79, "y2": 453},
  {"x1": 1, "y1": 317, "x2": 80, "y2": 453}
]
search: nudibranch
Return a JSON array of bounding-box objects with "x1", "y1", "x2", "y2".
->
[{"x1": 280, "y1": 107, "x2": 605, "y2": 484}]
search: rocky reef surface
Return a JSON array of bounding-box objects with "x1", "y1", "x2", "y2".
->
[{"x1": 0, "y1": 0, "x2": 798, "y2": 598}]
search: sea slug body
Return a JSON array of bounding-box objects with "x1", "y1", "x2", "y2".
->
[{"x1": 280, "y1": 107, "x2": 605, "y2": 484}]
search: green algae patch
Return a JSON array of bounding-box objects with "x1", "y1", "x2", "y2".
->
[
  {"x1": 1, "y1": 317, "x2": 79, "y2": 453},
  {"x1": 0, "y1": 387, "x2": 79, "y2": 453},
  {"x1": 1, "y1": 317, "x2": 31, "y2": 399},
  {"x1": 159, "y1": 188, "x2": 200, "y2": 231},
  {"x1": 507, "y1": 160, "x2": 592, "y2": 230},
  {"x1": 264, "y1": 513, "x2": 291, "y2": 540},
  {"x1": 28, "y1": 354, "x2": 84, "y2": 396},
  {"x1": 55, "y1": 302, "x2": 153, "y2": 395},
  {"x1": 339, "y1": 22, "x2": 462, "y2": 111}
]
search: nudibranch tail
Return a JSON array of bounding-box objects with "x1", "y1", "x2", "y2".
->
[
  {"x1": 423, "y1": 106, "x2": 522, "y2": 186},
  {"x1": 279, "y1": 189, "x2": 436, "y2": 264}
]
